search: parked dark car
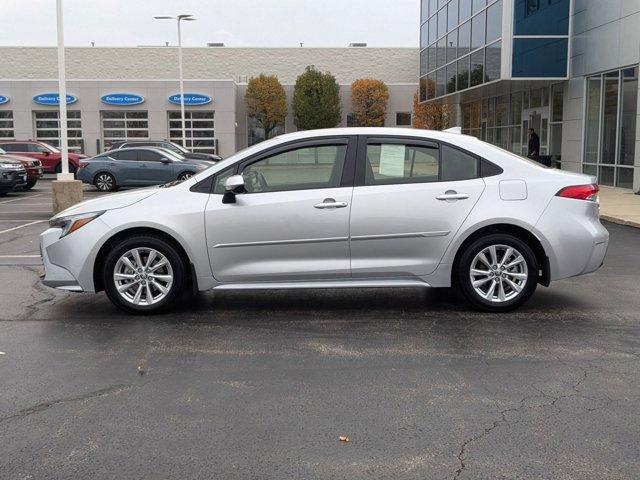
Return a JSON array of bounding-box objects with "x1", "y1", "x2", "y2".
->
[
  {"x1": 76, "y1": 147, "x2": 212, "y2": 191},
  {"x1": 0, "y1": 157, "x2": 27, "y2": 196},
  {"x1": 108, "y1": 140, "x2": 222, "y2": 162},
  {"x1": 0, "y1": 148, "x2": 43, "y2": 190},
  {"x1": 0, "y1": 140, "x2": 87, "y2": 173}
]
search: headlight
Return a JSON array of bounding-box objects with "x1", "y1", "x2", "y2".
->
[{"x1": 49, "y1": 211, "x2": 105, "y2": 238}]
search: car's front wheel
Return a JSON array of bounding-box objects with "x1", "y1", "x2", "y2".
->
[
  {"x1": 177, "y1": 171, "x2": 194, "y2": 181},
  {"x1": 94, "y1": 172, "x2": 117, "y2": 192},
  {"x1": 457, "y1": 234, "x2": 538, "y2": 312},
  {"x1": 102, "y1": 235, "x2": 186, "y2": 314}
]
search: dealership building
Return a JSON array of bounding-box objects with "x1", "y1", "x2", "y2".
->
[
  {"x1": 420, "y1": 0, "x2": 640, "y2": 191},
  {"x1": 0, "y1": 46, "x2": 417, "y2": 159}
]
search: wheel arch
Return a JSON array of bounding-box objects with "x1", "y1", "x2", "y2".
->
[
  {"x1": 451, "y1": 223, "x2": 551, "y2": 287},
  {"x1": 92, "y1": 226, "x2": 196, "y2": 293}
]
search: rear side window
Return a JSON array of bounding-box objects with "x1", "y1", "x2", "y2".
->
[
  {"x1": 1, "y1": 143, "x2": 24, "y2": 152},
  {"x1": 440, "y1": 144, "x2": 479, "y2": 181},
  {"x1": 365, "y1": 143, "x2": 439, "y2": 185}
]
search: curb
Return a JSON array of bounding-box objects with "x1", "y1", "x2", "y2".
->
[{"x1": 600, "y1": 214, "x2": 640, "y2": 229}]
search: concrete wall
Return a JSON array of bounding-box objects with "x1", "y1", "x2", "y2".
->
[{"x1": 0, "y1": 47, "x2": 419, "y2": 84}]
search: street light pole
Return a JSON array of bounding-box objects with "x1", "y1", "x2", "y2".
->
[
  {"x1": 176, "y1": 19, "x2": 186, "y2": 150},
  {"x1": 56, "y1": 0, "x2": 71, "y2": 180},
  {"x1": 52, "y1": 0, "x2": 82, "y2": 214},
  {"x1": 154, "y1": 14, "x2": 196, "y2": 151}
]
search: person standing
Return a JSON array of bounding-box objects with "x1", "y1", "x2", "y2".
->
[{"x1": 527, "y1": 128, "x2": 540, "y2": 160}]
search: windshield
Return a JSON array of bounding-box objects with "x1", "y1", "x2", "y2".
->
[
  {"x1": 44, "y1": 143, "x2": 60, "y2": 153},
  {"x1": 168, "y1": 142, "x2": 189, "y2": 154}
]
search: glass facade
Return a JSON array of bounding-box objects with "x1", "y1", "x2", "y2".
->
[
  {"x1": 168, "y1": 111, "x2": 216, "y2": 153},
  {"x1": 512, "y1": 38, "x2": 568, "y2": 77},
  {"x1": 583, "y1": 67, "x2": 638, "y2": 188},
  {"x1": 34, "y1": 110, "x2": 83, "y2": 153},
  {"x1": 0, "y1": 111, "x2": 14, "y2": 139},
  {"x1": 420, "y1": 0, "x2": 502, "y2": 101}
]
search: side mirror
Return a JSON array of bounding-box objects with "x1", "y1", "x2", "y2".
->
[
  {"x1": 222, "y1": 174, "x2": 246, "y2": 204},
  {"x1": 43, "y1": 150, "x2": 50, "y2": 156},
  {"x1": 160, "y1": 158, "x2": 171, "y2": 164}
]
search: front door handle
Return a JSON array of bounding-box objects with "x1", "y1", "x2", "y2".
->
[
  {"x1": 436, "y1": 191, "x2": 469, "y2": 201},
  {"x1": 314, "y1": 198, "x2": 348, "y2": 209}
]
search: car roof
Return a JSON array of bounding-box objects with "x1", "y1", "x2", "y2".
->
[{"x1": 101, "y1": 146, "x2": 179, "y2": 156}]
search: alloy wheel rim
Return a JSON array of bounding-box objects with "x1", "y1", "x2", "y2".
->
[
  {"x1": 469, "y1": 244, "x2": 528, "y2": 303},
  {"x1": 113, "y1": 248, "x2": 173, "y2": 306},
  {"x1": 97, "y1": 174, "x2": 113, "y2": 191},
  {"x1": 179, "y1": 173, "x2": 193, "y2": 180}
]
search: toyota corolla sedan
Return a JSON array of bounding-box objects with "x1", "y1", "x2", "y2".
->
[{"x1": 40, "y1": 128, "x2": 609, "y2": 314}]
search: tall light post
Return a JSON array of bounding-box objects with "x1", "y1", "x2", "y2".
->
[
  {"x1": 56, "y1": 0, "x2": 71, "y2": 180},
  {"x1": 52, "y1": 0, "x2": 82, "y2": 214},
  {"x1": 154, "y1": 14, "x2": 196, "y2": 151}
]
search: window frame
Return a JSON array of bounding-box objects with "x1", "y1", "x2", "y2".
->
[
  {"x1": 191, "y1": 136, "x2": 358, "y2": 195},
  {"x1": 354, "y1": 135, "x2": 500, "y2": 187}
]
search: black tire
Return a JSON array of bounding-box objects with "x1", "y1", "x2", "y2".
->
[
  {"x1": 23, "y1": 179, "x2": 37, "y2": 190},
  {"x1": 94, "y1": 172, "x2": 117, "y2": 192},
  {"x1": 102, "y1": 235, "x2": 187, "y2": 314},
  {"x1": 177, "y1": 171, "x2": 194, "y2": 181},
  {"x1": 457, "y1": 233, "x2": 538, "y2": 313}
]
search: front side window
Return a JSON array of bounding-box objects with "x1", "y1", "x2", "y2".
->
[
  {"x1": 242, "y1": 144, "x2": 347, "y2": 193},
  {"x1": 365, "y1": 143, "x2": 439, "y2": 185},
  {"x1": 138, "y1": 150, "x2": 164, "y2": 162}
]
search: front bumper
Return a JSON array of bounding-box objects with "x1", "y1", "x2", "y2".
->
[
  {"x1": 0, "y1": 169, "x2": 27, "y2": 191},
  {"x1": 40, "y1": 217, "x2": 112, "y2": 292}
]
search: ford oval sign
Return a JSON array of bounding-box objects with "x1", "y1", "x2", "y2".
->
[
  {"x1": 100, "y1": 93, "x2": 145, "y2": 106},
  {"x1": 0, "y1": 95, "x2": 9, "y2": 105},
  {"x1": 33, "y1": 93, "x2": 77, "y2": 105},
  {"x1": 168, "y1": 93, "x2": 212, "y2": 106}
]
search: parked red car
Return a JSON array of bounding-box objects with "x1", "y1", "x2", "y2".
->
[
  {"x1": 0, "y1": 140, "x2": 87, "y2": 174},
  {"x1": 0, "y1": 148, "x2": 44, "y2": 189}
]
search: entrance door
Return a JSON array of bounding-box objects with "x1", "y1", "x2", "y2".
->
[
  {"x1": 204, "y1": 137, "x2": 357, "y2": 283},
  {"x1": 522, "y1": 107, "x2": 549, "y2": 156}
]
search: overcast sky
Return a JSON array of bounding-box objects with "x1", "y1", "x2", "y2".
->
[{"x1": 1, "y1": 0, "x2": 419, "y2": 47}]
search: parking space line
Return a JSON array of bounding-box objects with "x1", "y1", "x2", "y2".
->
[
  {"x1": 0, "y1": 220, "x2": 47, "y2": 235},
  {"x1": 0, "y1": 254, "x2": 41, "y2": 258},
  {"x1": 0, "y1": 194, "x2": 44, "y2": 205}
]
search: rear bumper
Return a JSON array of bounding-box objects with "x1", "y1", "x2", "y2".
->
[{"x1": 535, "y1": 197, "x2": 609, "y2": 281}]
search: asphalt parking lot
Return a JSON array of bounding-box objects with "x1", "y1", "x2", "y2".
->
[{"x1": 1, "y1": 178, "x2": 639, "y2": 479}]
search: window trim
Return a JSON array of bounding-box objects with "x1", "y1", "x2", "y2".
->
[
  {"x1": 355, "y1": 135, "x2": 500, "y2": 187},
  {"x1": 190, "y1": 136, "x2": 358, "y2": 195}
]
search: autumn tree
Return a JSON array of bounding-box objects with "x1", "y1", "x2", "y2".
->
[
  {"x1": 350, "y1": 78, "x2": 389, "y2": 127},
  {"x1": 292, "y1": 66, "x2": 341, "y2": 130},
  {"x1": 412, "y1": 86, "x2": 451, "y2": 130},
  {"x1": 245, "y1": 74, "x2": 287, "y2": 141}
]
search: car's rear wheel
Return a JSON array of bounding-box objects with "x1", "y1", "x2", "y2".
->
[
  {"x1": 457, "y1": 234, "x2": 538, "y2": 312},
  {"x1": 102, "y1": 235, "x2": 186, "y2": 314},
  {"x1": 177, "y1": 171, "x2": 193, "y2": 181},
  {"x1": 94, "y1": 172, "x2": 117, "y2": 192},
  {"x1": 23, "y1": 179, "x2": 37, "y2": 190}
]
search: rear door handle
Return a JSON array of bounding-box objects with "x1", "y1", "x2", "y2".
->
[
  {"x1": 436, "y1": 192, "x2": 470, "y2": 201},
  {"x1": 314, "y1": 198, "x2": 348, "y2": 209}
]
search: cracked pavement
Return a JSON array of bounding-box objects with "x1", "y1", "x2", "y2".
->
[{"x1": 0, "y1": 180, "x2": 639, "y2": 479}]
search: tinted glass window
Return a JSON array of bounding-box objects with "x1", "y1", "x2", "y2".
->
[
  {"x1": 514, "y1": 0, "x2": 569, "y2": 36},
  {"x1": 471, "y1": 10, "x2": 486, "y2": 51},
  {"x1": 470, "y1": 50, "x2": 484, "y2": 87},
  {"x1": 0, "y1": 143, "x2": 20, "y2": 152},
  {"x1": 512, "y1": 38, "x2": 568, "y2": 77},
  {"x1": 485, "y1": 40, "x2": 501, "y2": 81},
  {"x1": 138, "y1": 150, "x2": 164, "y2": 162},
  {"x1": 447, "y1": 0, "x2": 458, "y2": 31},
  {"x1": 242, "y1": 144, "x2": 347, "y2": 193},
  {"x1": 458, "y1": 21, "x2": 471, "y2": 56},
  {"x1": 486, "y1": 0, "x2": 502, "y2": 43},
  {"x1": 365, "y1": 143, "x2": 439, "y2": 185},
  {"x1": 441, "y1": 145, "x2": 479, "y2": 181},
  {"x1": 109, "y1": 150, "x2": 138, "y2": 161},
  {"x1": 459, "y1": 0, "x2": 471, "y2": 21}
]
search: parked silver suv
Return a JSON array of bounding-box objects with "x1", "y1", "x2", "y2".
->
[{"x1": 41, "y1": 128, "x2": 608, "y2": 314}]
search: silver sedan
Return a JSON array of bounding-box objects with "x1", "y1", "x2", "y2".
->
[{"x1": 40, "y1": 128, "x2": 609, "y2": 314}]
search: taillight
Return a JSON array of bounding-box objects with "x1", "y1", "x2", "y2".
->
[
  {"x1": 556, "y1": 184, "x2": 599, "y2": 202},
  {"x1": 78, "y1": 162, "x2": 88, "y2": 169}
]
